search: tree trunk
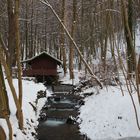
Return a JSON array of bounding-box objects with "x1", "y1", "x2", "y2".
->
[
  {"x1": 0, "y1": 126, "x2": 6, "y2": 140},
  {"x1": 121, "y1": 0, "x2": 136, "y2": 79},
  {"x1": 0, "y1": 47, "x2": 23, "y2": 130},
  {"x1": 69, "y1": 0, "x2": 77, "y2": 79},
  {"x1": 0, "y1": 63, "x2": 13, "y2": 140},
  {"x1": 25, "y1": 0, "x2": 29, "y2": 59},
  {"x1": 78, "y1": 0, "x2": 84, "y2": 71},
  {"x1": 7, "y1": 0, "x2": 16, "y2": 71},
  {"x1": 60, "y1": 0, "x2": 67, "y2": 75},
  {"x1": 15, "y1": 0, "x2": 23, "y2": 110},
  {"x1": 137, "y1": 55, "x2": 140, "y2": 84},
  {"x1": 0, "y1": 64, "x2": 10, "y2": 117}
]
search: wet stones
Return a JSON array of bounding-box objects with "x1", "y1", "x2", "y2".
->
[
  {"x1": 66, "y1": 116, "x2": 76, "y2": 124},
  {"x1": 38, "y1": 112, "x2": 47, "y2": 121},
  {"x1": 37, "y1": 90, "x2": 46, "y2": 99},
  {"x1": 73, "y1": 80, "x2": 93, "y2": 93},
  {"x1": 78, "y1": 100, "x2": 85, "y2": 106}
]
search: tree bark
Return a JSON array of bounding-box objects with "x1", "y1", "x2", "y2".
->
[
  {"x1": 0, "y1": 126, "x2": 6, "y2": 140},
  {"x1": 121, "y1": 0, "x2": 136, "y2": 79},
  {"x1": 60, "y1": 0, "x2": 67, "y2": 75},
  {"x1": 15, "y1": 0, "x2": 23, "y2": 111},
  {"x1": 0, "y1": 64, "x2": 10, "y2": 117},
  {"x1": 7, "y1": 0, "x2": 16, "y2": 71},
  {"x1": 0, "y1": 63, "x2": 13, "y2": 140},
  {"x1": 69, "y1": 0, "x2": 77, "y2": 80}
]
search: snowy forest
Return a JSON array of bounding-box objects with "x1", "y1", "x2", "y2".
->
[{"x1": 1, "y1": 0, "x2": 140, "y2": 140}]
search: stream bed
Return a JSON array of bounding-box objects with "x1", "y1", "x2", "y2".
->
[{"x1": 37, "y1": 84, "x2": 88, "y2": 140}]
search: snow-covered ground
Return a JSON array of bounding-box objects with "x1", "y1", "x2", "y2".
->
[
  {"x1": 0, "y1": 79, "x2": 51, "y2": 140},
  {"x1": 1, "y1": 74, "x2": 140, "y2": 140},
  {"x1": 58, "y1": 68, "x2": 140, "y2": 139},
  {"x1": 58, "y1": 68, "x2": 82, "y2": 85},
  {"x1": 78, "y1": 86, "x2": 140, "y2": 140}
]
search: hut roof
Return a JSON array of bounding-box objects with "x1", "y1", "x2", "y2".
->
[{"x1": 21, "y1": 51, "x2": 62, "y2": 65}]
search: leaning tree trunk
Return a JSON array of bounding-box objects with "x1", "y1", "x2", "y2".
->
[{"x1": 40, "y1": 0, "x2": 103, "y2": 88}]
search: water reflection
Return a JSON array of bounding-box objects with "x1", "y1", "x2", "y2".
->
[{"x1": 44, "y1": 119, "x2": 65, "y2": 127}]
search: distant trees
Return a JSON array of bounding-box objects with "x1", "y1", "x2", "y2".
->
[
  {"x1": 0, "y1": 0, "x2": 139, "y2": 79},
  {"x1": 1, "y1": 0, "x2": 140, "y2": 138},
  {"x1": 0, "y1": 0, "x2": 139, "y2": 81}
]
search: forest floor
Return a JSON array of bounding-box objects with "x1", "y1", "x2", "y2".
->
[{"x1": 78, "y1": 85, "x2": 140, "y2": 140}]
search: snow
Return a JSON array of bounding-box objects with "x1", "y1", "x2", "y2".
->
[
  {"x1": 78, "y1": 86, "x2": 140, "y2": 140},
  {"x1": 58, "y1": 68, "x2": 80, "y2": 85},
  {"x1": 0, "y1": 79, "x2": 51, "y2": 140}
]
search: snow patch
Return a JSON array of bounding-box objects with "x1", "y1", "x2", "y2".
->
[{"x1": 79, "y1": 86, "x2": 140, "y2": 140}]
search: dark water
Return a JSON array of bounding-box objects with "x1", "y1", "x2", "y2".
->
[{"x1": 37, "y1": 85, "x2": 88, "y2": 140}]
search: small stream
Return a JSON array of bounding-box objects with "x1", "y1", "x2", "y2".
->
[{"x1": 37, "y1": 84, "x2": 89, "y2": 140}]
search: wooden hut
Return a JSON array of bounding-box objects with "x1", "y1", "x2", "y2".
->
[{"x1": 22, "y1": 51, "x2": 62, "y2": 83}]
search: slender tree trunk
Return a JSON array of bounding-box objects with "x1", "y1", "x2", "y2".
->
[
  {"x1": 25, "y1": 0, "x2": 29, "y2": 59},
  {"x1": 137, "y1": 55, "x2": 140, "y2": 84},
  {"x1": 60, "y1": 0, "x2": 67, "y2": 75},
  {"x1": 7, "y1": 0, "x2": 16, "y2": 72},
  {"x1": 29, "y1": 0, "x2": 34, "y2": 58},
  {"x1": 79, "y1": 0, "x2": 84, "y2": 71},
  {"x1": 15, "y1": 0, "x2": 23, "y2": 130},
  {"x1": 69, "y1": 0, "x2": 77, "y2": 79},
  {"x1": 121, "y1": 0, "x2": 136, "y2": 79}
]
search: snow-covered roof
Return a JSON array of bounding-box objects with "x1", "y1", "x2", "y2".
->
[{"x1": 21, "y1": 51, "x2": 62, "y2": 65}]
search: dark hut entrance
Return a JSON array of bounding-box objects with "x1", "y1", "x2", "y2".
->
[{"x1": 22, "y1": 51, "x2": 62, "y2": 84}]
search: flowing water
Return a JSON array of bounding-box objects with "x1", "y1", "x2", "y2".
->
[{"x1": 37, "y1": 84, "x2": 88, "y2": 140}]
